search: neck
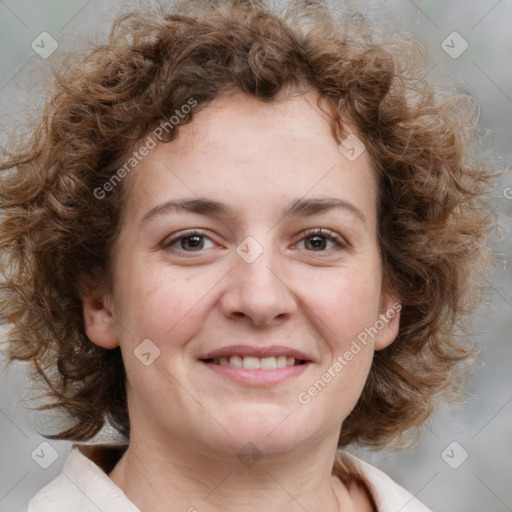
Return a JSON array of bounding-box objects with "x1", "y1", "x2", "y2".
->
[{"x1": 107, "y1": 434, "x2": 369, "y2": 512}]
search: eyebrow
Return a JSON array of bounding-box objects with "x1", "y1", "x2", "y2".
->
[
  {"x1": 140, "y1": 197, "x2": 367, "y2": 227},
  {"x1": 140, "y1": 198, "x2": 231, "y2": 226},
  {"x1": 286, "y1": 198, "x2": 367, "y2": 226}
]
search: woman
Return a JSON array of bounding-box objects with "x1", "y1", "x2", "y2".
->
[{"x1": 0, "y1": 1, "x2": 496, "y2": 510}]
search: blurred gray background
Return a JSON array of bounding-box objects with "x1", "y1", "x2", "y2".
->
[{"x1": 0, "y1": 1, "x2": 511, "y2": 511}]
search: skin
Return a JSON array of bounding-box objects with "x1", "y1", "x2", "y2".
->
[{"x1": 83, "y1": 90, "x2": 400, "y2": 512}]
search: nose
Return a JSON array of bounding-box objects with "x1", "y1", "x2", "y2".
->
[{"x1": 220, "y1": 248, "x2": 297, "y2": 327}]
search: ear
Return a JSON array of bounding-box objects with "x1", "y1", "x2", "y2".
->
[
  {"x1": 82, "y1": 287, "x2": 119, "y2": 349},
  {"x1": 374, "y1": 287, "x2": 401, "y2": 351}
]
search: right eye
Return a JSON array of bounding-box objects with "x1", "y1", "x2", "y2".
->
[{"x1": 161, "y1": 230, "x2": 217, "y2": 253}]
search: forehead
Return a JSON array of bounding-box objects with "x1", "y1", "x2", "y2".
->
[{"x1": 122, "y1": 91, "x2": 378, "y2": 228}]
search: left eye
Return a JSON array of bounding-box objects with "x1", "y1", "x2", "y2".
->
[
  {"x1": 296, "y1": 230, "x2": 341, "y2": 251},
  {"x1": 163, "y1": 231, "x2": 216, "y2": 252}
]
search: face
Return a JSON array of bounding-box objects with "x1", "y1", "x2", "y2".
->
[{"x1": 84, "y1": 91, "x2": 400, "y2": 459}]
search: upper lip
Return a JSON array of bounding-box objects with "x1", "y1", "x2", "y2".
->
[{"x1": 199, "y1": 345, "x2": 315, "y2": 362}]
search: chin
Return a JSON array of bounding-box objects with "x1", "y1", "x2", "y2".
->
[
  {"x1": 202, "y1": 432, "x2": 309, "y2": 463},
  {"x1": 207, "y1": 408, "x2": 319, "y2": 455}
]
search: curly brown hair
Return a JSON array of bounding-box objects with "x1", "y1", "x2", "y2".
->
[{"x1": 0, "y1": 0, "x2": 497, "y2": 448}]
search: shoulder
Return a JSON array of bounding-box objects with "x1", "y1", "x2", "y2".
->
[
  {"x1": 27, "y1": 443, "x2": 139, "y2": 512},
  {"x1": 334, "y1": 450, "x2": 435, "y2": 512}
]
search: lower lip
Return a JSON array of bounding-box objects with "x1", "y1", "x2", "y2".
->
[{"x1": 200, "y1": 361, "x2": 311, "y2": 386}]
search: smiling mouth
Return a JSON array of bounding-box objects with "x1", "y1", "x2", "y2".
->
[{"x1": 201, "y1": 355, "x2": 308, "y2": 369}]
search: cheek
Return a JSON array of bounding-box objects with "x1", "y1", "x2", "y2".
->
[
  {"x1": 303, "y1": 266, "x2": 382, "y2": 349},
  {"x1": 113, "y1": 257, "x2": 221, "y2": 348},
  {"x1": 298, "y1": 269, "x2": 380, "y2": 418}
]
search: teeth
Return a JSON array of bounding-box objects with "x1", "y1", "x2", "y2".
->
[
  {"x1": 243, "y1": 356, "x2": 260, "y2": 369},
  {"x1": 211, "y1": 355, "x2": 300, "y2": 369},
  {"x1": 260, "y1": 357, "x2": 276, "y2": 370},
  {"x1": 229, "y1": 355, "x2": 243, "y2": 368}
]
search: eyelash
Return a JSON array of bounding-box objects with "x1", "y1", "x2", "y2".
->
[
  {"x1": 297, "y1": 228, "x2": 346, "y2": 251},
  {"x1": 161, "y1": 228, "x2": 347, "y2": 254},
  {"x1": 161, "y1": 229, "x2": 213, "y2": 252}
]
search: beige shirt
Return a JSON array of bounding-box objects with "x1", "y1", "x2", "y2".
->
[{"x1": 27, "y1": 443, "x2": 433, "y2": 512}]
